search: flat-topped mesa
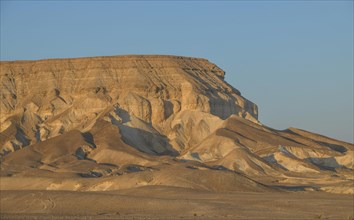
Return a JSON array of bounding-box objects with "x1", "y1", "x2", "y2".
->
[
  {"x1": 1, "y1": 55, "x2": 354, "y2": 196},
  {"x1": 0, "y1": 55, "x2": 259, "y2": 154},
  {"x1": 0, "y1": 55, "x2": 257, "y2": 123}
]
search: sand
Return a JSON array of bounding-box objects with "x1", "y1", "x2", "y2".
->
[{"x1": 1, "y1": 186, "x2": 353, "y2": 220}]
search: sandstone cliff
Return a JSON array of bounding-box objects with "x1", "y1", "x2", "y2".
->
[
  {"x1": 0, "y1": 55, "x2": 353, "y2": 194},
  {"x1": 1, "y1": 55, "x2": 258, "y2": 153}
]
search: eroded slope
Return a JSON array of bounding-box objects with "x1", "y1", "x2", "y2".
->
[{"x1": 0, "y1": 55, "x2": 353, "y2": 194}]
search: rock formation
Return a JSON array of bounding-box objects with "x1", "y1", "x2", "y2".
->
[{"x1": 0, "y1": 55, "x2": 353, "y2": 194}]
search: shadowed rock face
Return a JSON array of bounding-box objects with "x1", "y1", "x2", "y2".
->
[{"x1": 0, "y1": 55, "x2": 353, "y2": 195}]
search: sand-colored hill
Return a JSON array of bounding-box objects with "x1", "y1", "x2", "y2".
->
[{"x1": 0, "y1": 55, "x2": 353, "y2": 219}]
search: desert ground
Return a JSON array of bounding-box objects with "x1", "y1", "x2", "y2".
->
[{"x1": 1, "y1": 186, "x2": 353, "y2": 219}]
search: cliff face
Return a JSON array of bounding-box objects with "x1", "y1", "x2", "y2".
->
[
  {"x1": 0, "y1": 55, "x2": 257, "y2": 120},
  {"x1": 0, "y1": 55, "x2": 258, "y2": 153},
  {"x1": 0, "y1": 55, "x2": 353, "y2": 194}
]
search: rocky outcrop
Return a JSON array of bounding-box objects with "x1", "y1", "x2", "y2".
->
[
  {"x1": 1, "y1": 55, "x2": 353, "y2": 194},
  {"x1": 0, "y1": 55, "x2": 258, "y2": 153}
]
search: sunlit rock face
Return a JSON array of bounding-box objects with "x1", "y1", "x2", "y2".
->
[{"x1": 0, "y1": 55, "x2": 258, "y2": 153}]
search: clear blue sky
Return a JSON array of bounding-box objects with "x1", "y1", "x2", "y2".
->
[{"x1": 1, "y1": 1, "x2": 353, "y2": 143}]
